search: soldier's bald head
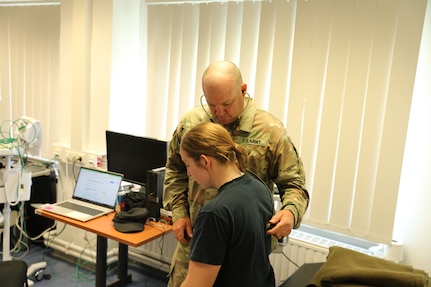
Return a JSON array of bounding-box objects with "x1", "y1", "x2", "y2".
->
[{"x1": 202, "y1": 61, "x2": 243, "y2": 93}]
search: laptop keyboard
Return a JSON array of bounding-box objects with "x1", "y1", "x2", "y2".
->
[{"x1": 57, "y1": 202, "x2": 104, "y2": 216}]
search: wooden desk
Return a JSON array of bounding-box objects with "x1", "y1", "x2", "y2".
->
[{"x1": 36, "y1": 209, "x2": 172, "y2": 287}]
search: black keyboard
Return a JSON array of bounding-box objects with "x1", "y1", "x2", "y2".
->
[{"x1": 58, "y1": 201, "x2": 104, "y2": 216}]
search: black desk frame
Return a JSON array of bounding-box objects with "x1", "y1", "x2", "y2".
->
[{"x1": 97, "y1": 237, "x2": 131, "y2": 287}]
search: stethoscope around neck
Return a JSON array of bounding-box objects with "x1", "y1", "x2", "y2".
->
[{"x1": 199, "y1": 92, "x2": 252, "y2": 125}]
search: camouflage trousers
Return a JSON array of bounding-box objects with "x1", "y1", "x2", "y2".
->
[{"x1": 167, "y1": 242, "x2": 190, "y2": 287}]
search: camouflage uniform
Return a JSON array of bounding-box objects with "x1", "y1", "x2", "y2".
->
[{"x1": 163, "y1": 99, "x2": 309, "y2": 287}]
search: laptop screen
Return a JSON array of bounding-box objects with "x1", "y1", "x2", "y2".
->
[{"x1": 72, "y1": 167, "x2": 123, "y2": 208}]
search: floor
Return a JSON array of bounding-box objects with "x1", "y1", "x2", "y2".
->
[{"x1": 1, "y1": 240, "x2": 169, "y2": 287}]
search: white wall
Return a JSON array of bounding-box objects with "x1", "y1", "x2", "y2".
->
[
  {"x1": 393, "y1": 0, "x2": 431, "y2": 274},
  {"x1": 57, "y1": 0, "x2": 113, "y2": 155}
]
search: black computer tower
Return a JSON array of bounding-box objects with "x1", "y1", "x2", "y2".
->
[{"x1": 145, "y1": 167, "x2": 165, "y2": 220}]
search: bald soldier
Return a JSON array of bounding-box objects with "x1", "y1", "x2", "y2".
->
[{"x1": 163, "y1": 60, "x2": 309, "y2": 287}]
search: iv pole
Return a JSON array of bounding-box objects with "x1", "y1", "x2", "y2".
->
[
  {"x1": 0, "y1": 149, "x2": 25, "y2": 261},
  {"x1": 1, "y1": 152, "x2": 12, "y2": 261},
  {"x1": 1, "y1": 117, "x2": 39, "y2": 261}
]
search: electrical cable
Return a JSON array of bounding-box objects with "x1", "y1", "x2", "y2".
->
[
  {"x1": 143, "y1": 219, "x2": 170, "y2": 287},
  {"x1": 280, "y1": 249, "x2": 300, "y2": 269},
  {"x1": 13, "y1": 211, "x2": 58, "y2": 243},
  {"x1": 72, "y1": 234, "x2": 99, "y2": 285},
  {"x1": 72, "y1": 156, "x2": 82, "y2": 182}
]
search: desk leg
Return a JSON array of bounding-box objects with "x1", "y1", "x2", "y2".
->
[
  {"x1": 118, "y1": 243, "x2": 132, "y2": 285},
  {"x1": 104, "y1": 242, "x2": 132, "y2": 287},
  {"x1": 96, "y1": 235, "x2": 108, "y2": 287},
  {"x1": 96, "y1": 236, "x2": 132, "y2": 287}
]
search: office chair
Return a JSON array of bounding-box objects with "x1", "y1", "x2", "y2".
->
[{"x1": 0, "y1": 260, "x2": 29, "y2": 287}]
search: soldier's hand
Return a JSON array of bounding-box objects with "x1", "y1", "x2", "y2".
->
[
  {"x1": 266, "y1": 209, "x2": 294, "y2": 239},
  {"x1": 173, "y1": 217, "x2": 193, "y2": 243}
]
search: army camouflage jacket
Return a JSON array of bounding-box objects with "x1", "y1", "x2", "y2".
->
[{"x1": 163, "y1": 99, "x2": 309, "y2": 228}]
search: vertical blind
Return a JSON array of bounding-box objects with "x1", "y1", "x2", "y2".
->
[
  {"x1": 123, "y1": 0, "x2": 427, "y2": 243},
  {"x1": 1, "y1": 0, "x2": 427, "y2": 244},
  {"x1": 0, "y1": 5, "x2": 60, "y2": 157},
  {"x1": 287, "y1": 0, "x2": 425, "y2": 242}
]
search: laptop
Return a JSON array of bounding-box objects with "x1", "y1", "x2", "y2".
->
[{"x1": 41, "y1": 167, "x2": 123, "y2": 222}]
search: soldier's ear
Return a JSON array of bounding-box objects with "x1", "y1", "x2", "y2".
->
[{"x1": 241, "y1": 83, "x2": 247, "y2": 94}]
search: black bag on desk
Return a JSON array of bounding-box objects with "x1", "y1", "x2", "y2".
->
[
  {"x1": 112, "y1": 190, "x2": 148, "y2": 233},
  {"x1": 123, "y1": 191, "x2": 146, "y2": 211}
]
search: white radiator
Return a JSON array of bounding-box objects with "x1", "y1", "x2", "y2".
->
[
  {"x1": 46, "y1": 224, "x2": 377, "y2": 284},
  {"x1": 129, "y1": 227, "x2": 376, "y2": 284},
  {"x1": 129, "y1": 231, "x2": 176, "y2": 273},
  {"x1": 270, "y1": 228, "x2": 375, "y2": 284}
]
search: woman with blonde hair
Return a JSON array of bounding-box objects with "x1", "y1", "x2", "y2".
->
[{"x1": 179, "y1": 122, "x2": 275, "y2": 287}]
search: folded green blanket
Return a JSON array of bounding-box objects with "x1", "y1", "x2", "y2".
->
[{"x1": 307, "y1": 246, "x2": 429, "y2": 287}]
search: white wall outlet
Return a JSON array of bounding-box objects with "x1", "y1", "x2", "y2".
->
[
  {"x1": 86, "y1": 152, "x2": 103, "y2": 168},
  {"x1": 87, "y1": 155, "x2": 97, "y2": 168},
  {"x1": 51, "y1": 144, "x2": 103, "y2": 168},
  {"x1": 66, "y1": 151, "x2": 84, "y2": 164},
  {"x1": 52, "y1": 144, "x2": 67, "y2": 162}
]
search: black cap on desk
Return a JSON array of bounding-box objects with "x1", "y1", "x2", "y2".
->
[{"x1": 112, "y1": 207, "x2": 149, "y2": 233}]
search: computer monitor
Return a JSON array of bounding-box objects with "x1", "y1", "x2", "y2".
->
[{"x1": 105, "y1": 130, "x2": 167, "y2": 186}]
